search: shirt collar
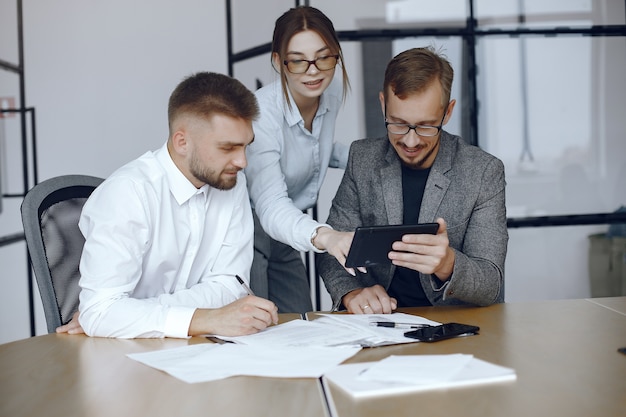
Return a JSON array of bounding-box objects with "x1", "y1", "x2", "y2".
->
[
  {"x1": 283, "y1": 84, "x2": 331, "y2": 128},
  {"x1": 155, "y1": 142, "x2": 209, "y2": 205}
]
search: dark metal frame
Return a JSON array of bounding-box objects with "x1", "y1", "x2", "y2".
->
[
  {"x1": 507, "y1": 212, "x2": 626, "y2": 229},
  {"x1": 225, "y1": 0, "x2": 626, "y2": 310},
  {"x1": 226, "y1": 0, "x2": 626, "y2": 146},
  {"x1": 1, "y1": 0, "x2": 39, "y2": 336},
  {"x1": 0, "y1": 0, "x2": 621, "y2": 335}
]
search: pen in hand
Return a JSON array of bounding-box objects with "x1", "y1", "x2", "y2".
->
[
  {"x1": 235, "y1": 275, "x2": 255, "y2": 296},
  {"x1": 370, "y1": 322, "x2": 431, "y2": 329}
]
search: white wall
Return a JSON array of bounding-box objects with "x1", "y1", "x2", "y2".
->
[
  {"x1": 1, "y1": 0, "x2": 624, "y2": 343},
  {"x1": 0, "y1": 0, "x2": 230, "y2": 343}
]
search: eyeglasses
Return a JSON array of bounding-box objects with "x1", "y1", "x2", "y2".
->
[
  {"x1": 283, "y1": 55, "x2": 339, "y2": 74},
  {"x1": 385, "y1": 111, "x2": 446, "y2": 137}
]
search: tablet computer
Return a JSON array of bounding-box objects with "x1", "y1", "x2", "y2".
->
[{"x1": 344, "y1": 223, "x2": 439, "y2": 268}]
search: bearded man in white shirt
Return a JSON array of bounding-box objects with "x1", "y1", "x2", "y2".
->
[{"x1": 57, "y1": 72, "x2": 278, "y2": 338}]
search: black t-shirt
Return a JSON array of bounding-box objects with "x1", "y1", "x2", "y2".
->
[{"x1": 387, "y1": 165, "x2": 432, "y2": 307}]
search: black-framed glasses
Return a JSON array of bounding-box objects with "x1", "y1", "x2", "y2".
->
[
  {"x1": 283, "y1": 55, "x2": 339, "y2": 74},
  {"x1": 385, "y1": 111, "x2": 447, "y2": 137}
]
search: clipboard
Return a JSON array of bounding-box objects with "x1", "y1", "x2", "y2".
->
[{"x1": 344, "y1": 223, "x2": 439, "y2": 268}]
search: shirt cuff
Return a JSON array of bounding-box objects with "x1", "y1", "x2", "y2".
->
[
  {"x1": 310, "y1": 223, "x2": 333, "y2": 253},
  {"x1": 163, "y1": 305, "x2": 196, "y2": 338}
]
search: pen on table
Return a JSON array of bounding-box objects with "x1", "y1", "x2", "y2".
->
[
  {"x1": 235, "y1": 275, "x2": 255, "y2": 296},
  {"x1": 370, "y1": 321, "x2": 430, "y2": 329}
]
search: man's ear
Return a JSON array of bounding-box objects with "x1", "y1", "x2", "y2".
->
[
  {"x1": 443, "y1": 99, "x2": 457, "y2": 125},
  {"x1": 379, "y1": 91, "x2": 385, "y2": 116},
  {"x1": 170, "y1": 129, "x2": 188, "y2": 157}
]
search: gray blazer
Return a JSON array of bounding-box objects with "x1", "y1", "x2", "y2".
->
[{"x1": 317, "y1": 132, "x2": 508, "y2": 310}]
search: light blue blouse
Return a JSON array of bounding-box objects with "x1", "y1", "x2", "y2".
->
[{"x1": 245, "y1": 76, "x2": 348, "y2": 252}]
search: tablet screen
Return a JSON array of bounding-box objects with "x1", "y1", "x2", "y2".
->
[{"x1": 344, "y1": 223, "x2": 439, "y2": 268}]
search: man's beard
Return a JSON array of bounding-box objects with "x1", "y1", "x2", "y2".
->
[
  {"x1": 189, "y1": 151, "x2": 238, "y2": 190},
  {"x1": 399, "y1": 142, "x2": 437, "y2": 170}
]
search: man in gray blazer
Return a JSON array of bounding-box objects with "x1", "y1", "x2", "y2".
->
[{"x1": 317, "y1": 47, "x2": 508, "y2": 313}]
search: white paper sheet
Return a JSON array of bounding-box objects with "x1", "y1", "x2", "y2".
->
[
  {"x1": 217, "y1": 313, "x2": 440, "y2": 348},
  {"x1": 359, "y1": 354, "x2": 474, "y2": 384},
  {"x1": 313, "y1": 312, "x2": 441, "y2": 347},
  {"x1": 216, "y1": 319, "x2": 367, "y2": 347},
  {"x1": 127, "y1": 343, "x2": 361, "y2": 384},
  {"x1": 323, "y1": 355, "x2": 516, "y2": 398}
]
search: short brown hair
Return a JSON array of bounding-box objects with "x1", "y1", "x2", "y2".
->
[
  {"x1": 272, "y1": 6, "x2": 349, "y2": 108},
  {"x1": 383, "y1": 46, "x2": 453, "y2": 109},
  {"x1": 167, "y1": 72, "x2": 259, "y2": 135}
]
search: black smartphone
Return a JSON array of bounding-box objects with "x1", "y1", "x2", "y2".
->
[
  {"x1": 404, "y1": 322, "x2": 480, "y2": 342},
  {"x1": 345, "y1": 223, "x2": 439, "y2": 268}
]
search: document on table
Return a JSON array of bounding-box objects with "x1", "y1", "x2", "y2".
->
[
  {"x1": 127, "y1": 343, "x2": 361, "y2": 384},
  {"x1": 312, "y1": 312, "x2": 441, "y2": 347},
  {"x1": 217, "y1": 312, "x2": 440, "y2": 348},
  {"x1": 322, "y1": 354, "x2": 517, "y2": 399},
  {"x1": 126, "y1": 312, "x2": 440, "y2": 383}
]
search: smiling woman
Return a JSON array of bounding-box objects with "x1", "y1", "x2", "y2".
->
[{"x1": 243, "y1": 6, "x2": 355, "y2": 314}]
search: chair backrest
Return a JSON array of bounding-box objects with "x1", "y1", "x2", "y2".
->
[{"x1": 21, "y1": 175, "x2": 104, "y2": 333}]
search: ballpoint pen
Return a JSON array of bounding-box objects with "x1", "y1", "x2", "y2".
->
[
  {"x1": 370, "y1": 321, "x2": 431, "y2": 329},
  {"x1": 235, "y1": 275, "x2": 255, "y2": 296}
]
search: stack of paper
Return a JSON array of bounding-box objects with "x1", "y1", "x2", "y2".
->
[
  {"x1": 126, "y1": 313, "x2": 443, "y2": 384},
  {"x1": 218, "y1": 313, "x2": 441, "y2": 347},
  {"x1": 322, "y1": 354, "x2": 516, "y2": 398}
]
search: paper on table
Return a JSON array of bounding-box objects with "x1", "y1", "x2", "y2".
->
[
  {"x1": 218, "y1": 313, "x2": 441, "y2": 348},
  {"x1": 127, "y1": 343, "x2": 361, "y2": 384},
  {"x1": 322, "y1": 355, "x2": 516, "y2": 399},
  {"x1": 359, "y1": 354, "x2": 474, "y2": 384},
  {"x1": 312, "y1": 312, "x2": 441, "y2": 347},
  {"x1": 216, "y1": 319, "x2": 369, "y2": 347}
]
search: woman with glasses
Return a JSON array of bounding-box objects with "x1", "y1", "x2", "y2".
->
[{"x1": 244, "y1": 6, "x2": 357, "y2": 313}]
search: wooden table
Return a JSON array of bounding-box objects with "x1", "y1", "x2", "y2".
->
[
  {"x1": 0, "y1": 314, "x2": 327, "y2": 417},
  {"x1": 325, "y1": 297, "x2": 626, "y2": 417},
  {"x1": 587, "y1": 296, "x2": 626, "y2": 315},
  {"x1": 1, "y1": 299, "x2": 625, "y2": 417}
]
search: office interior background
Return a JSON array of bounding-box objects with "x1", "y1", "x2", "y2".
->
[{"x1": 0, "y1": 0, "x2": 624, "y2": 344}]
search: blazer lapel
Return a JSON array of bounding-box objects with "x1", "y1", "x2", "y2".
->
[
  {"x1": 381, "y1": 144, "x2": 403, "y2": 224},
  {"x1": 419, "y1": 134, "x2": 453, "y2": 222}
]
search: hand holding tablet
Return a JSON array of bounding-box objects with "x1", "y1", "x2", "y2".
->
[{"x1": 345, "y1": 223, "x2": 439, "y2": 268}]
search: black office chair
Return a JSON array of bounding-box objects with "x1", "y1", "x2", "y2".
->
[{"x1": 21, "y1": 175, "x2": 104, "y2": 333}]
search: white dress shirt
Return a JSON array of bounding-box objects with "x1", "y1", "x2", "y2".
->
[
  {"x1": 245, "y1": 76, "x2": 349, "y2": 252},
  {"x1": 78, "y1": 143, "x2": 253, "y2": 338}
]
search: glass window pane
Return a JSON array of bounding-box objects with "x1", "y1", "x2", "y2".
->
[
  {"x1": 312, "y1": 0, "x2": 467, "y2": 30},
  {"x1": 477, "y1": 35, "x2": 626, "y2": 217},
  {"x1": 0, "y1": 1, "x2": 19, "y2": 65},
  {"x1": 475, "y1": 0, "x2": 625, "y2": 28},
  {"x1": 230, "y1": 0, "x2": 294, "y2": 53},
  {"x1": 0, "y1": 70, "x2": 22, "y2": 196}
]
